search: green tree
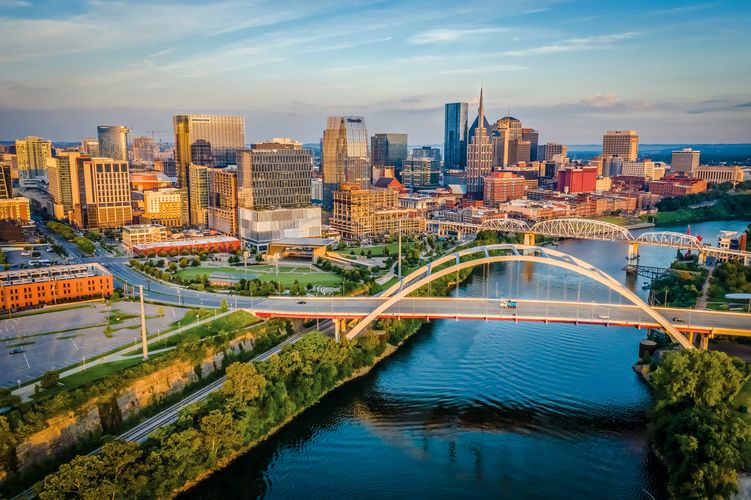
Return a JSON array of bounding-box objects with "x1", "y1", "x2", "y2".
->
[
  {"x1": 39, "y1": 370, "x2": 60, "y2": 390},
  {"x1": 200, "y1": 410, "x2": 242, "y2": 461},
  {"x1": 0, "y1": 416, "x2": 17, "y2": 472},
  {"x1": 220, "y1": 299, "x2": 229, "y2": 312},
  {"x1": 179, "y1": 257, "x2": 189, "y2": 268},
  {"x1": 222, "y1": 362, "x2": 267, "y2": 403}
]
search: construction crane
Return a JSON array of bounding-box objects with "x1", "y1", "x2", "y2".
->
[{"x1": 144, "y1": 130, "x2": 169, "y2": 143}]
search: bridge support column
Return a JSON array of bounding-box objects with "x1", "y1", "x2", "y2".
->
[
  {"x1": 685, "y1": 331, "x2": 695, "y2": 346},
  {"x1": 290, "y1": 318, "x2": 305, "y2": 332},
  {"x1": 627, "y1": 242, "x2": 640, "y2": 266},
  {"x1": 698, "y1": 251, "x2": 707, "y2": 266},
  {"x1": 523, "y1": 233, "x2": 535, "y2": 247},
  {"x1": 699, "y1": 333, "x2": 710, "y2": 350},
  {"x1": 334, "y1": 318, "x2": 348, "y2": 343}
]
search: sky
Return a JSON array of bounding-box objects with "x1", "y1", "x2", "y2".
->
[{"x1": 0, "y1": 0, "x2": 750, "y2": 145}]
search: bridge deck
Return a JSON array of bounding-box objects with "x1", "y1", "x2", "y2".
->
[{"x1": 249, "y1": 297, "x2": 751, "y2": 337}]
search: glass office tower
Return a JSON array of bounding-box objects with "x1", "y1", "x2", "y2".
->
[
  {"x1": 444, "y1": 102, "x2": 468, "y2": 170},
  {"x1": 371, "y1": 133, "x2": 408, "y2": 173},
  {"x1": 97, "y1": 125, "x2": 129, "y2": 162},
  {"x1": 322, "y1": 116, "x2": 370, "y2": 210}
]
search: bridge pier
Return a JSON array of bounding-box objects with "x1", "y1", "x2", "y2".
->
[
  {"x1": 698, "y1": 251, "x2": 707, "y2": 266},
  {"x1": 523, "y1": 233, "x2": 535, "y2": 247},
  {"x1": 686, "y1": 331, "x2": 695, "y2": 346},
  {"x1": 699, "y1": 333, "x2": 710, "y2": 350},
  {"x1": 334, "y1": 318, "x2": 349, "y2": 343},
  {"x1": 627, "y1": 242, "x2": 640, "y2": 266}
]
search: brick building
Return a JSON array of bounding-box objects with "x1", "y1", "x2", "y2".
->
[
  {"x1": 482, "y1": 172, "x2": 526, "y2": 207},
  {"x1": 556, "y1": 166, "x2": 597, "y2": 194},
  {"x1": 0, "y1": 264, "x2": 113, "y2": 313}
]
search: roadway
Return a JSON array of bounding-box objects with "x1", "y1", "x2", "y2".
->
[{"x1": 247, "y1": 296, "x2": 751, "y2": 337}]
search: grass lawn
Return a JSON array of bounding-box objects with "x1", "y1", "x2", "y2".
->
[
  {"x1": 33, "y1": 358, "x2": 146, "y2": 400},
  {"x1": 338, "y1": 241, "x2": 419, "y2": 257},
  {"x1": 175, "y1": 265, "x2": 342, "y2": 288},
  {"x1": 125, "y1": 310, "x2": 262, "y2": 354}
]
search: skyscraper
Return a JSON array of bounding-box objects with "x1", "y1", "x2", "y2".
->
[
  {"x1": 173, "y1": 115, "x2": 245, "y2": 189},
  {"x1": 371, "y1": 133, "x2": 408, "y2": 174},
  {"x1": 444, "y1": 102, "x2": 468, "y2": 169},
  {"x1": 602, "y1": 130, "x2": 639, "y2": 161},
  {"x1": 412, "y1": 146, "x2": 442, "y2": 162},
  {"x1": 207, "y1": 167, "x2": 238, "y2": 236},
  {"x1": 0, "y1": 163, "x2": 11, "y2": 200},
  {"x1": 522, "y1": 128, "x2": 539, "y2": 161},
  {"x1": 71, "y1": 157, "x2": 132, "y2": 229},
  {"x1": 322, "y1": 116, "x2": 370, "y2": 210},
  {"x1": 402, "y1": 157, "x2": 440, "y2": 190},
  {"x1": 188, "y1": 164, "x2": 209, "y2": 226},
  {"x1": 97, "y1": 125, "x2": 129, "y2": 162},
  {"x1": 131, "y1": 136, "x2": 158, "y2": 165},
  {"x1": 237, "y1": 140, "x2": 319, "y2": 249},
  {"x1": 16, "y1": 136, "x2": 52, "y2": 188},
  {"x1": 47, "y1": 152, "x2": 80, "y2": 219},
  {"x1": 671, "y1": 148, "x2": 700, "y2": 174},
  {"x1": 466, "y1": 89, "x2": 493, "y2": 198}
]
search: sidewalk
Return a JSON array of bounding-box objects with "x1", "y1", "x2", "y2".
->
[
  {"x1": 12, "y1": 309, "x2": 234, "y2": 401},
  {"x1": 696, "y1": 265, "x2": 715, "y2": 309}
]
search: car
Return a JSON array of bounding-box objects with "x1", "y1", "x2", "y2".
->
[
  {"x1": 672, "y1": 316, "x2": 685, "y2": 323},
  {"x1": 20, "y1": 252, "x2": 31, "y2": 256},
  {"x1": 10, "y1": 348, "x2": 24, "y2": 354},
  {"x1": 597, "y1": 314, "x2": 610, "y2": 320},
  {"x1": 297, "y1": 300, "x2": 307, "y2": 305},
  {"x1": 499, "y1": 299, "x2": 517, "y2": 309}
]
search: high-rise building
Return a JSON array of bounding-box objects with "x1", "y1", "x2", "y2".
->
[
  {"x1": 671, "y1": 148, "x2": 701, "y2": 174},
  {"x1": 190, "y1": 139, "x2": 214, "y2": 167},
  {"x1": 80, "y1": 138, "x2": 99, "y2": 156},
  {"x1": 444, "y1": 102, "x2": 468, "y2": 170},
  {"x1": 237, "y1": 143, "x2": 312, "y2": 209},
  {"x1": 466, "y1": 89, "x2": 493, "y2": 198},
  {"x1": 322, "y1": 116, "x2": 370, "y2": 209},
  {"x1": 173, "y1": 114, "x2": 245, "y2": 189},
  {"x1": 412, "y1": 146, "x2": 442, "y2": 162},
  {"x1": 331, "y1": 184, "x2": 425, "y2": 240},
  {"x1": 483, "y1": 172, "x2": 526, "y2": 207},
  {"x1": 557, "y1": 166, "x2": 597, "y2": 194},
  {"x1": 622, "y1": 160, "x2": 664, "y2": 180},
  {"x1": 0, "y1": 197, "x2": 31, "y2": 223},
  {"x1": 71, "y1": 157, "x2": 132, "y2": 229},
  {"x1": 0, "y1": 163, "x2": 11, "y2": 200},
  {"x1": 522, "y1": 128, "x2": 539, "y2": 161},
  {"x1": 237, "y1": 141, "x2": 319, "y2": 249},
  {"x1": 602, "y1": 130, "x2": 638, "y2": 161},
  {"x1": 154, "y1": 159, "x2": 177, "y2": 177},
  {"x1": 47, "y1": 152, "x2": 80, "y2": 219},
  {"x1": 142, "y1": 188, "x2": 187, "y2": 227},
  {"x1": 696, "y1": 165, "x2": 744, "y2": 185},
  {"x1": 97, "y1": 126, "x2": 129, "y2": 162},
  {"x1": 188, "y1": 164, "x2": 209, "y2": 226},
  {"x1": 402, "y1": 157, "x2": 440, "y2": 190},
  {"x1": 371, "y1": 133, "x2": 408, "y2": 174},
  {"x1": 540, "y1": 143, "x2": 568, "y2": 162},
  {"x1": 131, "y1": 136, "x2": 158, "y2": 165},
  {"x1": 1, "y1": 154, "x2": 18, "y2": 183},
  {"x1": 207, "y1": 167, "x2": 238, "y2": 235},
  {"x1": 16, "y1": 136, "x2": 52, "y2": 188}
]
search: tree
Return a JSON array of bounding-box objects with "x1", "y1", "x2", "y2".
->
[
  {"x1": 179, "y1": 257, "x2": 189, "y2": 268},
  {"x1": 157, "y1": 306, "x2": 165, "y2": 318},
  {"x1": 39, "y1": 370, "x2": 60, "y2": 390},
  {"x1": 220, "y1": 299, "x2": 229, "y2": 312},
  {"x1": 191, "y1": 257, "x2": 200, "y2": 267},
  {"x1": 39, "y1": 441, "x2": 146, "y2": 500},
  {"x1": 222, "y1": 362, "x2": 267, "y2": 403},
  {"x1": 0, "y1": 416, "x2": 16, "y2": 472},
  {"x1": 200, "y1": 410, "x2": 242, "y2": 461}
]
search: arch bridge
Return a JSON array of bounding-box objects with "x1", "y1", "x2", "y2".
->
[{"x1": 427, "y1": 217, "x2": 750, "y2": 263}]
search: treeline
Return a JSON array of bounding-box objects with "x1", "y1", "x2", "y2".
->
[
  {"x1": 0, "y1": 316, "x2": 292, "y2": 496},
  {"x1": 708, "y1": 259, "x2": 751, "y2": 306},
  {"x1": 46, "y1": 221, "x2": 96, "y2": 256},
  {"x1": 653, "y1": 191, "x2": 751, "y2": 225},
  {"x1": 649, "y1": 350, "x2": 751, "y2": 498},
  {"x1": 650, "y1": 256, "x2": 708, "y2": 307},
  {"x1": 36, "y1": 326, "x2": 414, "y2": 498}
]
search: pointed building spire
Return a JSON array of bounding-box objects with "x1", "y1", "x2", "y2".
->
[{"x1": 478, "y1": 86, "x2": 485, "y2": 127}]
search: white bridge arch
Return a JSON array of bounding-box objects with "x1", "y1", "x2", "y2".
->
[{"x1": 348, "y1": 244, "x2": 694, "y2": 349}]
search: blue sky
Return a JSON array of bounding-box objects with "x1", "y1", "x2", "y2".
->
[{"x1": 0, "y1": 0, "x2": 749, "y2": 144}]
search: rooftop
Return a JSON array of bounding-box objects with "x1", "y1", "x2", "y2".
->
[
  {"x1": 269, "y1": 237, "x2": 336, "y2": 248},
  {"x1": 0, "y1": 263, "x2": 110, "y2": 286},
  {"x1": 132, "y1": 235, "x2": 240, "y2": 251}
]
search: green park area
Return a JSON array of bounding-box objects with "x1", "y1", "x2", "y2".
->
[
  {"x1": 590, "y1": 215, "x2": 632, "y2": 226},
  {"x1": 175, "y1": 265, "x2": 342, "y2": 288}
]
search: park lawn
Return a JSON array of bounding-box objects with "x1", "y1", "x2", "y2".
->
[
  {"x1": 143, "y1": 310, "x2": 261, "y2": 351},
  {"x1": 175, "y1": 265, "x2": 342, "y2": 288},
  {"x1": 339, "y1": 241, "x2": 419, "y2": 257}
]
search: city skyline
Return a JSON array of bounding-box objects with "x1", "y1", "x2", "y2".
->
[{"x1": 0, "y1": 0, "x2": 749, "y2": 144}]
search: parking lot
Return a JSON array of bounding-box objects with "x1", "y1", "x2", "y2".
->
[
  {"x1": 0, "y1": 301, "x2": 191, "y2": 387},
  {"x1": 2, "y1": 245, "x2": 66, "y2": 270}
]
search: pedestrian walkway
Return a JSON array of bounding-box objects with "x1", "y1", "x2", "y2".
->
[{"x1": 696, "y1": 265, "x2": 715, "y2": 309}]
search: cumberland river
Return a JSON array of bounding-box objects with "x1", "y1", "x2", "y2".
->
[{"x1": 190, "y1": 220, "x2": 750, "y2": 499}]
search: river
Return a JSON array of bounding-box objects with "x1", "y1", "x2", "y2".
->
[{"x1": 188, "y1": 220, "x2": 750, "y2": 499}]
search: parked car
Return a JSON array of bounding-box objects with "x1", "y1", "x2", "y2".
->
[{"x1": 10, "y1": 348, "x2": 24, "y2": 354}]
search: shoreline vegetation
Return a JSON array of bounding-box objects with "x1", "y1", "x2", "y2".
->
[{"x1": 643, "y1": 189, "x2": 751, "y2": 227}]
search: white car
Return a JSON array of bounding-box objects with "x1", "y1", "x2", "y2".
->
[{"x1": 597, "y1": 314, "x2": 610, "y2": 320}]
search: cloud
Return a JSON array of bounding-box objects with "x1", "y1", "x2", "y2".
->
[
  {"x1": 322, "y1": 64, "x2": 368, "y2": 73},
  {"x1": 503, "y1": 32, "x2": 641, "y2": 56},
  {"x1": 650, "y1": 2, "x2": 716, "y2": 16},
  {"x1": 441, "y1": 64, "x2": 527, "y2": 75},
  {"x1": 735, "y1": 102, "x2": 751, "y2": 108},
  {"x1": 0, "y1": 0, "x2": 31, "y2": 6},
  {"x1": 408, "y1": 27, "x2": 505, "y2": 45},
  {"x1": 393, "y1": 55, "x2": 446, "y2": 64},
  {"x1": 580, "y1": 93, "x2": 620, "y2": 108}
]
